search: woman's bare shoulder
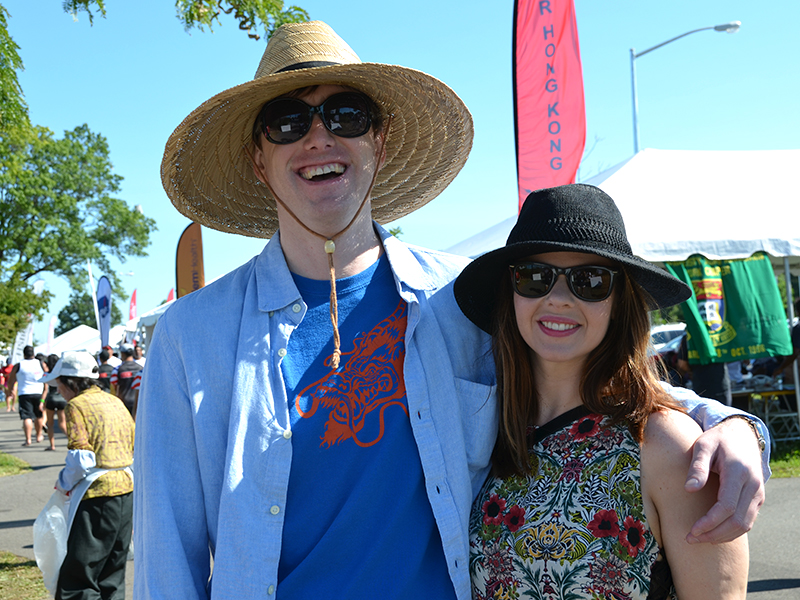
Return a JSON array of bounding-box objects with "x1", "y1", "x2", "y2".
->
[{"x1": 642, "y1": 409, "x2": 702, "y2": 470}]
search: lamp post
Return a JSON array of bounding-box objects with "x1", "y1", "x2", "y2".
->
[{"x1": 630, "y1": 21, "x2": 740, "y2": 154}]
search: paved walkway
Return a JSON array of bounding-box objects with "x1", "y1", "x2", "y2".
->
[{"x1": 0, "y1": 409, "x2": 798, "y2": 598}]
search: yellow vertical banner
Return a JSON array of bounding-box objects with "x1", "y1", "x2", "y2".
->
[{"x1": 176, "y1": 223, "x2": 205, "y2": 298}]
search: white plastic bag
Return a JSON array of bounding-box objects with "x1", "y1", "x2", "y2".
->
[{"x1": 33, "y1": 490, "x2": 70, "y2": 596}]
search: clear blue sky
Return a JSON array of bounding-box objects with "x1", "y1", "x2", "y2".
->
[{"x1": 3, "y1": 0, "x2": 799, "y2": 344}]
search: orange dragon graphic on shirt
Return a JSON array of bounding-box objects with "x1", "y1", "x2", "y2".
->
[{"x1": 294, "y1": 300, "x2": 408, "y2": 448}]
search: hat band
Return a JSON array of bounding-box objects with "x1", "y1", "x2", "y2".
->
[{"x1": 276, "y1": 61, "x2": 343, "y2": 74}]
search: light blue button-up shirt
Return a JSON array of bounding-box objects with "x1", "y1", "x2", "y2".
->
[{"x1": 133, "y1": 224, "x2": 768, "y2": 600}]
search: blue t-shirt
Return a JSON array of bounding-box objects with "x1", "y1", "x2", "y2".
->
[{"x1": 278, "y1": 254, "x2": 456, "y2": 598}]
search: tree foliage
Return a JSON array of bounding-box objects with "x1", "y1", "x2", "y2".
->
[
  {"x1": 55, "y1": 287, "x2": 124, "y2": 337},
  {"x1": 0, "y1": 123, "x2": 156, "y2": 345},
  {"x1": 63, "y1": 0, "x2": 309, "y2": 40},
  {"x1": 0, "y1": 4, "x2": 28, "y2": 132}
]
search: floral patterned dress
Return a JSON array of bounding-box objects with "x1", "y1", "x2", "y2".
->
[{"x1": 469, "y1": 406, "x2": 676, "y2": 600}]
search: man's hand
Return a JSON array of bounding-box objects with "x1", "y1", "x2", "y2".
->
[{"x1": 684, "y1": 416, "x2": 765, "y2": 544}]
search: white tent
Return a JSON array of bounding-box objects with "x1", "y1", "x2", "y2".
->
[
  {"x1": 34, "y1": 323, "x2": 136, "y2": 357},
  {"x1": 446, "y1": 149, "x2": 800, "y2": 276},
  {"x1": 135, "y1": 301, "x2": 174, "y2": 351},
  {"x1": 35, "y1": 324, "x2": 100, "y2": 356}
]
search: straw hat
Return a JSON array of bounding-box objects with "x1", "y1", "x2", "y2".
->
[
  {"x1": 161, "y1": 21, "x2": 474, "y2": 238},
  {"x1": 454, "y1": 184, "x2": 692, "y2": 333}
]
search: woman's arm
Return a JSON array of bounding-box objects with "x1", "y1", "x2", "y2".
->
[
  {"x1": 642, "y1": 409, "x2": 749, "y2": 600},
  {"x1": 662, "y1": 381, "x2": 767, "y2": 542}
]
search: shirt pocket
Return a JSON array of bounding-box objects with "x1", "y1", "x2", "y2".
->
[{"x1": 454, "y1": 377, "x2": 497, "y2": 481}]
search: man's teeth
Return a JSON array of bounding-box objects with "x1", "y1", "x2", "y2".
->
[
  {"x1": 300, "y1": 164, "x2": 345, "y2": 180},
  {"x1": 541, "y1": 321, "x2": 577, "y2": 331}
]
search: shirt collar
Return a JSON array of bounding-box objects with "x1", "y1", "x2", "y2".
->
[{"x1": 254, "y1": 222, "x2": 438, "y2": 314}]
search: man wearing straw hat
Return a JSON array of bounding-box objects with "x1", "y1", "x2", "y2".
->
[{"x1": 135, "y1": 21, "x2": 768, "y2": 599}]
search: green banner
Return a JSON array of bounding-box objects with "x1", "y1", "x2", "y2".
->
[{"x1": 666, "y1": 253, "x2": 792, "y2": 365}]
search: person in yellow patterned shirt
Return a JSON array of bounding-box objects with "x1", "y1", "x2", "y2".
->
[{"x1": 41, "y1": 351, "x2": 134, "y2": 600}]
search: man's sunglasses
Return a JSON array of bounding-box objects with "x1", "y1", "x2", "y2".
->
[
  {"x1": 509, "y1": 262, "x2": 619, "y2": 302},
  {"x1": 257, "y1": 91, "x2": 374, "y2": 145}
]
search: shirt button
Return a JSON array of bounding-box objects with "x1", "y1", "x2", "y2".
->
[
  {"x1": 283, "y1": 429, "x2": 292, "y2": 439},
  {"x1": 270, "y1": 505, "x2": 280, "y2": 515},
  {"x1": 268, "y1": 311, "x2": 274, "y2": 317},
  {"x1": 268, "y1": 585, "x2": 275, "y2": 595},
  {"x1": 292, "y1": 304, "x2": 301, "y2": 313},
  {"x1": 277, "y1": 348, "x2": 287, "y2": 358}
]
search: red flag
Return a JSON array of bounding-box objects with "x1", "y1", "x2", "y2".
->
[
  {"x1": 514, "y1": 0, "x2": 586, "y2": 211},
  {"x1": 129, "y1": 289, "x2": 137, "y2": 321},
  {"x1": 167, "y1": 288, "x2": 175, "y2": 303}
]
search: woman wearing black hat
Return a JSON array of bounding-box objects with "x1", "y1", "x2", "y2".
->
[{"x1": 455, "y1": 185, "x2": 748, "y2": 599}]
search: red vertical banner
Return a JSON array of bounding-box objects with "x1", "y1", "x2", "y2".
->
[
  {"x1": 129, "y1": 289, "x2": 137, "y2": 321},
  {"x1": 514, "y1": 0, "x2": 586, "y2": 211},
  {"x1": 176, "y1": 223, "x2": 205, "y2": 299}
]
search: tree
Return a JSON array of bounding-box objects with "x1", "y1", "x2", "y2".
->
[
  {"x1": 55, "y1": 287, "x2": 124, "y2": 337},
  {"x1": 63, "y1": 0, "x2": 309, "y2": 40},
  {"x1": 0, "y1": 4, "x2": 28, "y2": 131},
  {"x1": 0, "y1": 123, "x2": 157, "y2": 345}
]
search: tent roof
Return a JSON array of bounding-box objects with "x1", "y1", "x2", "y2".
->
[
  {"x1": 35, "y1": 323, "x2": 133, "y2": 357},
  {"x1": 137, "y1": 301, "x2": 173, "y2": 328},
  {"x1": 446, "y1": 149, "x2": 800, "y2": 273},
  {"x1": 35, "y1": 324, "x2": 99, "y2": 356}
]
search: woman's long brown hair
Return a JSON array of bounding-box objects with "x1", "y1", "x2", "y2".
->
[{"x1": 490, "y1": 265, "x2": 683, "y2": 478}]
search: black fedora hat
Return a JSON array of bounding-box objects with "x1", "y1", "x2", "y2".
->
[{"x1": 454, "y1": 184, "x2": 691, "y2": 333}]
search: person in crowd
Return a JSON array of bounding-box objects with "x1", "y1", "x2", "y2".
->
[
  {"x1": 43, "y1": 354, "x2": 68, "y2": 451},
  {"x1": 677, "y1": 335, "x2": 733, "y2": 405},
  {"x1": 96, "y1": 349, "x2": 115, "y2": 392},
  {"x1": 42, "y1": 351, "x2": 134, "y2": 600},
  {"x1": 7, "y1": 346, "x2": 47, "y2": 446},
  {"x1": 104, "y1": 345, "x2": 122, "y2": 369},
  {"x1": 773, "y1": 298, "x2": 800, "y2": 384},
  {"x1": 133, "y1": 344, "x2": 146, "y2": 367},
  {"x1": 457, "y1": 185, "x2": 749, "y2": 598},
  {"x1": 1, "y1": 356, "x2": 14, "y2": 412},
  {"x1": 110, "y1": 344, "x2": 143, "y2": 417},
  {"x1": 135, "y1": 21, "x2": 767, "y2": 599}
]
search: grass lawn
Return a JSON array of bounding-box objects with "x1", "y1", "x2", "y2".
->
[
  {"x1": 0, "y1": 552, "x2": 48, "y2": 600},
  {"x1": 0, "y1": 452, "x2": 31, "y2": 477},
  {"x1": 769, "y1": 440, "x2": 800, "y2": 478}
]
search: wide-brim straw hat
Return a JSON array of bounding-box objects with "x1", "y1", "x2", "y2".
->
[
  {"x1": 454, "y1": 184, "x2": 692, "y2": 333},
  {"x1": 161, "y1": 21, "x2": 474, "y2": 238}
]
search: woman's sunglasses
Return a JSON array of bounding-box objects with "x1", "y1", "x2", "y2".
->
[
  {"x1": 509, "y1": 262, "x2": 618, "y2": 302},
  {"x1": 257, "y1": 91, "x2": 373, "y2": 145}
]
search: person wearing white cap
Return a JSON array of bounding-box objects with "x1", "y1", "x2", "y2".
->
[
  {"x1": 135, "y1": 21, "x2": 768, "y2": 600},
  {"x1": 42, "y1": 351, "x2": 135, "y2": 599}
]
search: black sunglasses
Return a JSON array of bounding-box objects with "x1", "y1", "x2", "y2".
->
[
  {"x1": 257, "y1": 91, "x2": 373, "y2": 145},
  {"x1": 509, "y1": 262, "x2": 619, "y2": 302}
]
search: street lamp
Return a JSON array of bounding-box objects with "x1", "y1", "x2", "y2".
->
[{"x1": 630, "y1": 21, "x2": 740, "y2": 153}]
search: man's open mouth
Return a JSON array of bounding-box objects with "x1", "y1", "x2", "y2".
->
[{"x1": 300, "y1": 163, "x2": 345, "y2": 182}]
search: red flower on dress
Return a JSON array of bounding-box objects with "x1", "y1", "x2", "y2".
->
[
  {"x1": 504, "y1": 505, "x2": 526, "y2": 532},
  {"x1": 570, "y1": 414, "x2": 601, "y2": 442},
  {"x1": 560, "y1": 458, "x2": 585, "y2": 482},
  {"x1": 587, "y1": 509, "x2": 620, "y2": 538},
  {"x1": 619, "y1": 516, "x2": 647, "y2": 557},
  {"x1": 482, "y1": 494, "x2": 506, "y2": 525},
  {"x1": 588, "y1": 551, "x2": 629, "y2": 596}
]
